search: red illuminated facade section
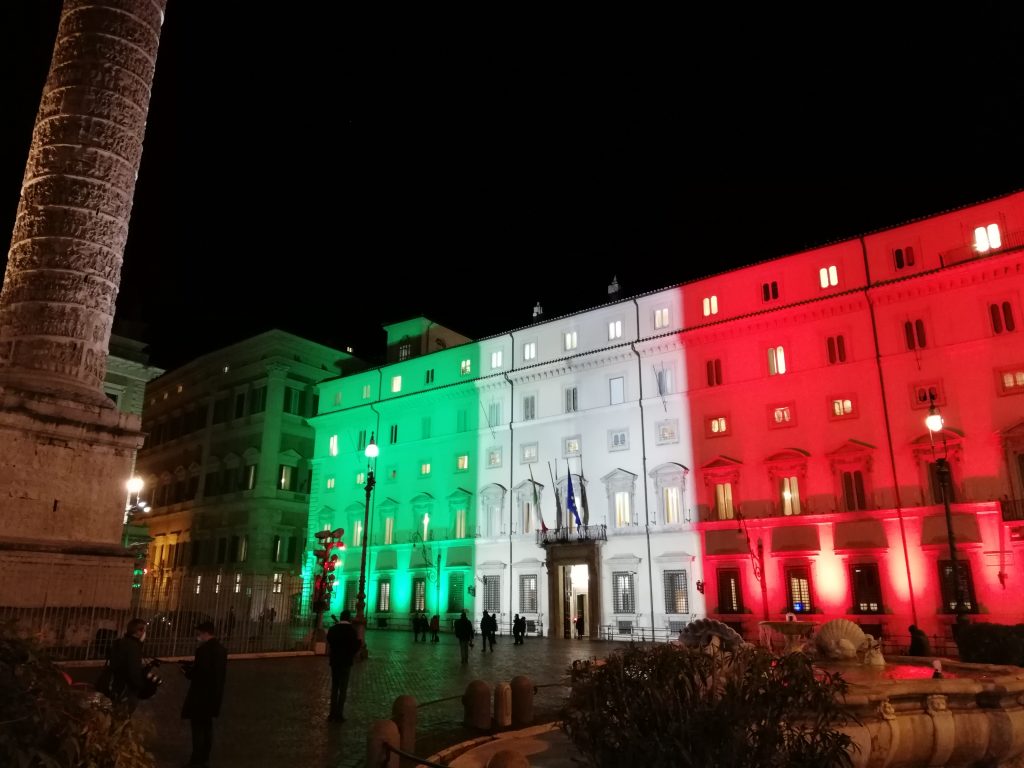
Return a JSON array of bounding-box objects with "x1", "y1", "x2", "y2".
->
[{"x1": 681, "y1": 191, "x2": 1024, "y2": 642}]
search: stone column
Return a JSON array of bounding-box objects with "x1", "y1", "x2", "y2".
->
[
  {"x1": 256, "y1": 363, "x2": 289, "y2": 495},
  {"x1": 0, "y1": 0, "x2": 168, "y2": 404}
]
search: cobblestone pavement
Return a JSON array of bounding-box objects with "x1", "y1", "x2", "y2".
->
[{"x1": 70, "y1": 631, "x2": 626, "y2": 768}]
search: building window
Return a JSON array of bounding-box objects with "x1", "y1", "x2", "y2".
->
[
  {"x1": 389, "y1": 424, "x2": 398, "y2": 444},
  {"x1": 706, "y1": 416, "x2": 729, "y2": 437},
  {"x1": 939, "y1": 561, "x2": 977, "y2": 612},
  {"x1": 663, "y1": 570, "x2": 689, "y2": 614},
  {"x1": 329, "y1": 435, "x2": 338, "y2": 456},
  {"x1": 762, "y1": 281, "x2": 779, "y2": 302},
  {"x1": 990, "y1": 302, "x2": 1016, "y2": 335},
  {"x1": 278, "y1": 465, "x2": 295, "y2": 491},
  {"x1": 974, "y1": 223, "x2": 1002, "y2": 253},
  {"x1": 491, "y1": 350, "x2": 503, "y2": 369},
  {"x1": 488, "y1": 447, "x2": 502, "y2": 467},
  {"x1": 398, "y1": 343, "x2": 411, "y2": 361},
  {"x1": 702, "y1": 296, "x2": 719, "y2": 317},
  {"x1": 894, "y1": 246, "x2": 916, "y2": 270},
  {"x1": 565, "y1": 387, "x2": 578, "y2": 413},
  {"x1": 487, "y1": 402, "x2": 501, "y2": 426},
  {"x1": 521, "y1": 443, "x2": 538, "y2": 463},
  {"x1": 362, "y1": 384, "x2": 372, "y2": 399},
  {"x1": 904, "y1": 319, "x2": 927, "y2": 350},
  {"x1": 609, "y1": 376, "x2": 624, "y2": 405},
  {"x1": 612, "y1": 572, "x2": 635, "y2": 613},
  {"x1": 243, "y1": 464, "x2": 257, "y2": 490},
  {"x1": 850, "y1": 563, "x2": 882, "y2": 613},
  {"x1": 608, "y1": 429, "x2": 629, "y2": 451},
  {"x1": 780, "y1": 476, "x2": 801, "y2": 516},
  {"x1": 425, "y1": 368, "x2": 435, "y2": 384},
  {"x1": 614, "y1": 491, "x2": 632, "y2": 527},
  {"x1": 770, "y1": 405, "x2": 793, "y2": 427},
  {"x1": 826, "y1": 335, "x2": 847, "y2": 364},
  {"x1": 483, "y1": 575, "x2": 501, "y2": 612},
  {"x1": 819, "y1": 265, "x2": 839, "y2": 288},
  {"x1": 391, "y1": 375, "x2": 402, "y2": 393},
  {"x1": 354, "y1": 430, "x2": 366, "y2": 451},
  {"x1": 717, "y1": 569, "x2": 743, "y2": 613},
  {"x1": 564, "y1": 331, "x2": 578, "y2": 351},
  {"x1": 662, "y1": 485, "x2": 681, "y2": 524},
  {"x1": 353, "y1": 520, "x2": 363, "y2": 547},
  {"x1": 831, "y1": 397, "x2": 855, "y2": 419},
  {"x1": 420, "y1": 462, "x2": 431, "y2": 476},
  {"x1": 522, "y1": 394, "x2": 536, "y2": 421},
  {"x1": 460, "y1": 359, "x2": 471, "y2": 375},
  {"x1": 272, "y1": 572, "x2": 283, "y2": 594},
  {"x1": 457, "y1": 454, "x2": 469, "y2": 471},
  {"x1": 421, "y1": 513, "x2": 430, "y2": 541},
  {"x1": 271, "y1": 535, "x2": 282, "y2": 563},
  {"x1": 842, "y1": 470, "x2": 868, "y2": 511},
  {"x1": 705, "y1": 358, "x2": 723, "y2": 387},
  {"x1": 249, "y1": 387, "x2": 267, "y2": 414},
  {"x1": 214, "y1": 573, "x2": 221, "y2": 595},
  {"x1": 378, "y1": 579, "x2": 391, "y2": 612},
  {"x1": 356, "y1": 471, "x2": 365, "y2": 485},
  {"x1": 654, "y1": 307, "x2": 670, "y2": 329},
  {"x1": 607, "y1": 319, "x2": 623, "y2": 340},
  {"x1": 715, "y1": 483, "x2": 734, "y2": 520},
  {"x1": 454, "y1": 508, "x2": 467, "y2": 538},
  {"x1": 768, "y1": 346, "x2": 787, "y2": 375},
  {"x1": 656, "y1": 367, "x2": 673, "y2": 396},
  {"x1": 564, "y1": 436, "x2": 581, "y2": 457},
  {"x1": 344, "y1": 580, "x2": 357, "y2": 612},
  {"x1": 998, "y1": 367, "x2": 1024, "y2": 395},
  {"x1": 194, "y1": 574, "x2": 202, "y2": 595},
  {"x1": 283, "y1": 387, "x2": 305, "y2": 415},
  {"x1": 523, "y1": 341, "x2": 537, "y2": 361},
  {"x1": 786, "y1": 566, "x2": 812, "y2": 613},
  {"x1": 519, "y1": 574, "x2": 538, "y2": 613},
  {"x1": 332, "y1": 391, "x2": 342, "y2": 406},
  {"x1": 448, "y1": 573, "x2": 464, "y2": 613},
  {"x1": 234, "y1": 573, "x2": 241, "y2": 594},
  {"x1": 384, "y1": 516, "x2": 394, "y2": 545},
  {"x1": 238, "y1": 535, "x2": 248, "y2": 563},
  {"x1": 912, "y1": 382, "x2": 944, "y2": 408},
  {"x1": 412, "y1": 577, "x2": 426, "y2": 612},
  {"x1": 656, "y1": 419, "x2": 678, "y2": 445}
]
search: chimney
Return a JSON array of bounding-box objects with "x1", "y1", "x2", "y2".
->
[
  {"x1": 533, "y1": 301, "x2": 543, "y2": 319},
  {"x1": 608, "y1": 276, "x2": 621, "y2": 299}
]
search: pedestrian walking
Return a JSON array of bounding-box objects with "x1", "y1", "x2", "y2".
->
[
  {"x1": 326, "y1": 609, "x2": 361, "y2": 723},
  {"x1": 485, "y1": 611, "x2": 497, "y2": 652},
  {"x1": 480, "y1": 611, "x2": 490, "y2": 653},
  {"x1": 454, "y1": 610, "x2": 474, "y2": 664},
  {"x1": 180, "y1": 620, "x2": 228, "y2": 768},
  {"x1": 430, "y1": 613, "x2": 440, "y2": 643}
]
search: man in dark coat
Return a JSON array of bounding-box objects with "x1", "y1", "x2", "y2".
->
[
  {"x1": 326, "y1": 609, "x2": 362, "y2": 722},
  {"x1": 107, "y1": 618, "x2": 147, "y2": 713},
  {"x1": 454, "y1": 610, "x2": 474, "y2": 664},
  {"x1": 908, "y1": 624, "x2": 931, "y2": 656},
  {"x1": 181, "y1": 620, "x2": 228, "y2": 768}
]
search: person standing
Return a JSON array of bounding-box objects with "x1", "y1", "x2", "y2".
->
[
  {"x1": 107, "y1": 618, "x2": 147, "y2": 714},
  {"x1": 326, "y1": 609, "x2": 361, "y2": 722},
  {"x1": 479, "y1": 611, "x2": 490, "y2": 653},
  {"x1": 454, "y1": 611, "x2": 474, "y2": 664},
  {"x1": 429, "y1": 613, "x2": 440, "y2": 643},
  {"x1": 181, "y1": 621, "x2": 228, "y2": 768},
  {"x1": 908, "y1": 624, "x2": 931, "y2": 656},
  {"x1": 485, "y1": 611, "x2": 497, "y2": 652}
]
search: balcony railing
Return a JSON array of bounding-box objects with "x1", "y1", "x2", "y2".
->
[
  {"x1": 536, "y1": 524, "x2": 607, "y2": 546},
  {"x1": 1001, "y1": 498, "x2": 1024, "y2": 522},
  {"x1": 938, "y1": 229, "x2": 1024, "y2": 268}
]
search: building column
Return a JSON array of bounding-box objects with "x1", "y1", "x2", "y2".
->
[{"x1": 256, "y1": 363, "x2": 290, "y2": 495}]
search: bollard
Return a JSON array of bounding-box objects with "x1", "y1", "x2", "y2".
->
[
  {"x1": 493, "y1": 681, "x2": 512, "y2": 728},
  {"x1": 486, "y1": 748, "x2": 531, "y2": 768},
  {"x1": 367, "y1": 719, "x2": 400, "y2": 768},
  {"x1": 391, "y1": 695, "x2": 417, "y2": 768},
  {"x1": 510, "y1": 675, "x2": 533, "y2": 727},
  {"x1": 463, "y1": 679, "x2": 492, "y2": 730}
]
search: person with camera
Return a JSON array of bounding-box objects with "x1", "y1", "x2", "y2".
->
[
  {"x1": 180, "y1": 621, "x2": 228, "y2": 768},
  {"x1": 103, "y1": 618, "x2": 147, "y2": 714}
]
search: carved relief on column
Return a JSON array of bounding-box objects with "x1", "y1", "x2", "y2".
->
[{"x1": 0, "y1": 0, "x2": 168, "y2": 400}]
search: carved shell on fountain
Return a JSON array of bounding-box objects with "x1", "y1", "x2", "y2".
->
[{"x1": 814, "y1": 619, "x2": 867, "y2": 660}]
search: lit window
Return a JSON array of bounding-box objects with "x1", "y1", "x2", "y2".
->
[
  {"x1": 564, "y1": 331, "x2": 578, "y2": 351},
  {"x1": 195, "y1": 574, "x2": 201, "y2": 595},
  {"x1": 222, "y1": 365, "x2": 230, "y2": 374},
  {"x1": 326, "y1": 476, "x2": 335, "y2": 489},
  {"x1": 654, "y1": 308, "x2": 670, "y2": 329},
  {"x1": 488, "y1": 448, "x2": 502, "y2": 467},
  {"x1": 832, "y1": 398, "x2": 854, "y2": 417},
  {"x1": 422, "y1": 513, "x2": 430, "y2": 541},
  {"x1": 773, "y1": 406, "x2": 792, "y2": 424},
  {"x1": 521, "y1": 443, "x2": 538, "y2": 463},
  {"x1": 564, "y1": 437, "x2": 581, "y2": 456},
  {"x1": 523, "y1": 342, "x2": 537, "y2": 361},
  {"x1": 234, "y1": 573, "x2": 241, "y2": 594},
  {"x1": 457, "y1": 454, "x2": 469, "y2": 471},
  {"x1": 664, "y1": 570, "x2": 688, "y2": 614},
  {"x1": 420, "y1": 462, "x2": 431, "y2": 476},
  {"x1": 819, "y1": 265, "x2": 839, "y2": 288},
  {"x1": 460, "y1": 359, "x2": 471, "y2": 375},
  {"x1": 615, "y1": 491, "x2": 632, "y2": 527},
  {"x1": 656, "y1": 419, "x2": 678, "y2": 444},
  {"x1": 491, "y1": 350, "x2": 503, "y2": 369},
  {"x1": 273, "y1": 573, "x2": 283, "y2": 594},
  {"x1": 780, "y1": 476, "x2": 801, "y2": 516},
  {"x1": 362, "y1": 384, "x2": 371, "y2": 399},
  {"x1": 391, "y1": 375, "x2": 402, "y2": 393},
  {"x1": 768, "y1": 346, "x2": 787, "y2": 375},
  {"x1": 702, "y1": 296, "x2": 719, "y2": 317},
  {"x1": 215, "y1": 573, "x2": 221, "y2": 594},
  {"x1": 384, "y1": 517, "x2": 394, "y2": 545},
  {"x1": 353, "y1": 520, "x2": 363, "y2": 547},
  {"x1": 999, "y1": 368, "x2": 1024, "y2": 394},
  {"x1": 378, "y1": 579, "x2": 391, "y2": 612},
  {"x1": 455, "y1": 509, "x2": 467, "y2": 539},
  {"x1": 333, "y1": 391, "x2": 342, "y2": 406},
  {"x1": 663, "y1": 486, "x2": 681, "y2": 524},
  {"x1": 715, "y1": 483, "x2": 734, "y2": 520},
  {"x1": 278, "y1": 465, "x2": 294, "y2": 491},
  {"x1": 329, "y1": 435, "x2": 338, "y2": 456},
  {"x1": 786, "y1": 566, "x2": 811, "y2": 612},
  {"x1": 608, "y1": 320, "x2": 623, "y2": 340},
  {"x1": 708, "y1": 416, "x2": 728, "y2": 435},
  {"x1": 356, "y1": 472, "x2": 365, "y2": 485},
  {"x1": 974, "y1": 223, "x2": 1002, "y2": 253},
  {"x1": 398, "y1": 343, "x2": 411, "y2": 361}
]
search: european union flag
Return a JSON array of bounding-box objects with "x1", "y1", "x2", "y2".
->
[{"x1": 566, "y1": 462, "x2": 582, "y2": 527}]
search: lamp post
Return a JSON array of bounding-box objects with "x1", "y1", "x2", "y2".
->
[
  {"x1": 123, "y1": 476, "x2": 150, "y2": 524},
  {"x1": 354, "y1": 433, "x2": 378, "y2": 660},
  {"x1": 925, "y1": 396, "x2": 969, "y2": 633}
]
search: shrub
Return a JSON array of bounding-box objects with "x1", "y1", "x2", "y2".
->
[
  {"x1": 957, "y1": 622, "x2": 1024, "y2": 666},
  {"x1": 0, "y1": 625, "x2": 153, "y2": 768},
  {"x1": 561, "y1": 643, "x2": 855, "y2": 768}
]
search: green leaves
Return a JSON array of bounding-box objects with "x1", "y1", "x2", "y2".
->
[{"x1": 561, "y1": 644, "x2": 855, "y2": 768}]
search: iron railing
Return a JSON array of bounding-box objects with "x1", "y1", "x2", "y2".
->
[{"x1": 536, "y1": 524, "x2": 607, "y2": 546}]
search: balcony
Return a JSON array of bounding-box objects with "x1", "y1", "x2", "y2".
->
[
  {"x1": 938, "y1": 229, "x2": 1024, "y2": 268},
  {"x1": 536, "y1": 524, "x2": 607, "y2": 547}
]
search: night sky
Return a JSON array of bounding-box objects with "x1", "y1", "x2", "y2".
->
[{"x1": 2, "y1": 2, "x2": 1022, "y2": 370}]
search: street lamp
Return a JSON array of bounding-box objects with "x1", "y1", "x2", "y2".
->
[
  {"x1": 925, "y1": 395, "x2": 969, "y2": 632},
  {"x1": 354, "y1": 432, "x2": 378, "y2": 660},
  {"x1": 123, "y1": 476, "x2": 151, "y2": 524}
]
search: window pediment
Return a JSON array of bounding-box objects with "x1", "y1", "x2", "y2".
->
[
  {"x1": 480, "y1": 483, "x2": 507, "y2": 503},
  {"x1": 702, "y1": 455, "x2": 742, "y2": 485},
  {"x1": 600, "y1": 468, "x2": 637, "y2": 492},
  {"x1": 764, "y1": 448, "x2": 810, "y2": 479},
  {"x1": 278, "y1": 448, "x2": 303, "y2": 465},
  {"x1": 242, "y1": 447, "x2": 260, "y2": 463},
  {"x1": 648, "y1": 462, "x2": 690, "y2": 482},
  {"x1": 911, "y1": 429, "x2": 964, "y2": 459},
  {"x1": 826, "y1": 439, "x2": 875, "y2": 471}
]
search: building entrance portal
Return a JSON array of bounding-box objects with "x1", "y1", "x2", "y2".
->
[{"x1": 545, "y1": 541, "x2": 602, "y2": 639}]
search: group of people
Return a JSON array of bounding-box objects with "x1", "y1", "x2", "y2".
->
[
  {"x1": 511, "y1": 614, "x2": 529, "y2": 644},
  {"x1": 411, "y1": 612, "x2": 441, "y2": 643},
  {"x1": 478, "y1": 611, "x2": 498, "y2": 652},
  {"x1": 103, "y1": 618, "x2": 228, "y2": 768}
]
